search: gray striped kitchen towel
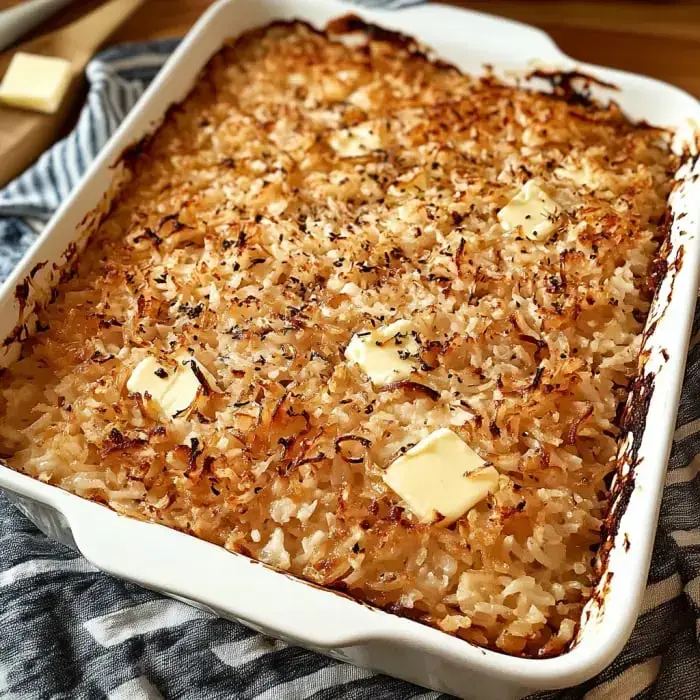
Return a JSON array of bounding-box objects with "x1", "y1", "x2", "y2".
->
[{"x1": 0, "y1": 6, "x2": 699, "y2": 700}]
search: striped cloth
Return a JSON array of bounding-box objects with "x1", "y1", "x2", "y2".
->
[{"x1": 0, "y1": 7, "x2": 699, "y2": 700}]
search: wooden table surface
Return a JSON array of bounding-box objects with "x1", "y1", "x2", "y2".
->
[
  {"x1": 3, "y1": 0, "x2": 700, "y2": 96},
  {"x1": 62, "y1": 0, "x2": 700, "y2": 98}
]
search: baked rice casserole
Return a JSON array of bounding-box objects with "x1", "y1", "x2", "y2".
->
[{"x1": 0, "y1": 19, "x2": 680, "y2": 658}]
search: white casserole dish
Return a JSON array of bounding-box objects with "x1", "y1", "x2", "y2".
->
[{"x1": 1, "y1": 1, "x2": 698, "y2": 697}]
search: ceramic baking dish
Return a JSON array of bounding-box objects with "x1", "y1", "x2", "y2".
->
[{"x1": 1, "y1": 1, "x2": 698, "y2": 697}]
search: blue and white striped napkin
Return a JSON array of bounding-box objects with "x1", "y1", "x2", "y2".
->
[{"x1": 0, "y1": 6, "x2": 699, "y2": 699}]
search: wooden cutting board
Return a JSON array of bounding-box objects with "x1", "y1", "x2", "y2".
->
[{"x1": 0, "y1": 0, "x2": 143, "y2": 189}]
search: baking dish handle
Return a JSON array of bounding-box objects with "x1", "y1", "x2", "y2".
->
[
  {"x1": 0, "y1": 460, "x2": 392, "y2": 648},
  {"x1": 64, "y1": 496, "x2": 393, "y2": 649}
]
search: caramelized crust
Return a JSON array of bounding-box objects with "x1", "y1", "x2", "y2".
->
[{"x1": 0, "y1": 20, "x2": 678, "y2": 657}]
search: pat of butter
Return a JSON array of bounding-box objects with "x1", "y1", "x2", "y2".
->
[
  {"x1": 383, "y1": 428, "x2": 499, "y2": 524},
  {"x1": 345, "y1": 319, "x2": 419, "y2": 386},
  {"x1": 0, "y1": 52, "x2": 72, "y2": 114},
  {"x1": 329, "y1": 121, "x2": 383, "y2": 157},
  {"x1": 126, "y1": 352, "x2": 218, "y2": 418},
  {"x1": 498, "y1": 180, "x2": 559, "y2": 240}
]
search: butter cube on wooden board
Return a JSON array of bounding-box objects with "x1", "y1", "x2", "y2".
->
[{"x1": 0, "y1": 52, "x2": 73, "y2": 114}]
